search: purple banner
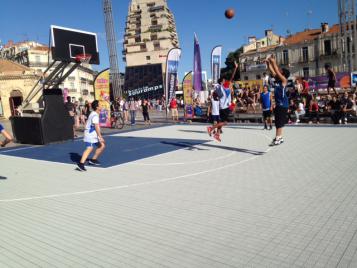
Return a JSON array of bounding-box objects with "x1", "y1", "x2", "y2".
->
[
  {"x1": 308, "y1": 72, "x2": 351, "y2": 90},
  {"x1": 193, "y1": 33, "x2": 203, "y2": 91}
]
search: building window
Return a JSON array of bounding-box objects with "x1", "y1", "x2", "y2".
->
[
  {"x1": 35, "y1": 55, "x2": 41, "y2": 63},
  {"x1": 303, "y1": 67, "x2": 309, "y2": 78},
  {"x1": 302, "y1": 47, "x2": 309, "y2": 62},
  {"x1": 135, "y1": 37, "x2": 141, "y2": 43},
  {"x1": 244, "y1": 76, "x2": 248, "y2": 81},
  {"x1": 151, "y1": 20, "x2": 158, "y2": 26},
  {"x1": 151, "y1": 34, "x2": 158, "y2": 40},
  {"x1": 283, "y1": 50, "x2": 289, "y2": 65},
  {"x1": 256, "y1": 74, "x2": 261, "y2": 80},
  {"x1": 347, "y1": 37, "x2": 351, "y2": 53},
  {"x1": 146, "y1": 56, "x2": 151, "y2": 60},
  {"x1": 324, "y1": 40, "x2": 332, "y2": 55}
]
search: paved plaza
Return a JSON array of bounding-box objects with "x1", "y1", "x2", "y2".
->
[{"x1": 1, "y1": 124, "x2": 357, "y2": 267}]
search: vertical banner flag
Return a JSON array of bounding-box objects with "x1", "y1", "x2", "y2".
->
[
  {"x1": 165, "y1": 48, "x2": 182, "y2": 105},
  {"x1": 182, "y1": 71, "x2": 194, "y2": 119},
  {"x1": 94, "y1": 68, "x2": 111, "y2": 128},
  {"x1": 193, "y1": 33, "x2": 203, "y2": 92},
  {"x1": 211, "y1": 46, "x2": 222, "y2": 84}
]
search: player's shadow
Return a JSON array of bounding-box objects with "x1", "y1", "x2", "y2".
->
[
  {"x1": 0, "y1": 176, "x2": 7, "y2": 180},
  {"x1": 179, "y1": 130, "x2": 207, "y2": 134},
  {"x1": 160, "y1": 141, "x2": 208, "y2": 151},
  {"x1": 201, "y1": 143, "x2": 265, "y2": 155},
  {"x1": 69, "y1": 152, "x2": 81, "y2": 163}
]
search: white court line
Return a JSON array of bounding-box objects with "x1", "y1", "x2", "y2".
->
[
  {"x1": 0, "y1": 148, "x2": 271, "y2": 203},
  {"x1": 0, "y1": 131, "x2": 273, "y2": 203},
  {"x1": 0, "y1": 146, "x2": 38, "y2": 153}
]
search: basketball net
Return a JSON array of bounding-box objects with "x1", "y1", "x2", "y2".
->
[{"x1": 75, "y1": 53, "x2": 92, "y2": 64}]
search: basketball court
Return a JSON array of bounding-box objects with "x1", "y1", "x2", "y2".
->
[{"x1": 1, "y1": 124, "x2": 357, "y2": 267}]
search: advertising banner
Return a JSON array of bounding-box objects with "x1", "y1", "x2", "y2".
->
[
  {"x1": 165, "y1": 48, "x2": 182, "y2": 104},
  {"x1": 94, "y1": 68, "x2": 111, "y2": 128},
  {"x1": 124, "y1": 64, "x2": 164, "y2": 100},
  {"x1": 182, "y1": 71, "x2": 194, "y2": 119},
  {"x1": 309, "y1": 72, "x2": 351, "y2": 90},
  {"x1": 193, "y1": 33, "x2": 203, "y2": 92},
  {"x1": 351, "y1": 71, "x2": 357, "y2": 87},
  {"x1": 211, "y1": 46, "x2": 222, "y2": 84}
]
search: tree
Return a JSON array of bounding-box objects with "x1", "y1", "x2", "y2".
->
[{"x1": 220, "y1": 46, "x2": 243, "y2": 81}]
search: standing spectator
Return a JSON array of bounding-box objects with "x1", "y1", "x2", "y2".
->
[
  {"x1": 266, "y1": 55, "x2": 289, "y2": 146},
  {"x1": 328, "y1": 95, "x2": 342, "y2": 124},
  {"x1": 170, "y1": 97, "x2": 179, "y2": 121},
  {"x1": 0, "y1": 123, "x2": 13, "y2": 147},
  {"x1": 64, "y1": 96, "x2": 76, "y2": 137},
  {"x1": 325, "y1": 64, "x2": 337, "y2": 95},
  {"x1": 74, "y1": 101, "x2": 81, "y2": 130},
  {"x1": 83, "y1": 100, "x2": 91, "y2": 122},
  {"x1": 260, "y1": 85, "x2": 273, "y2": 130},
  {"x1": 129, "y1": 97, "x2": 138, "y2": 125},
  {"x1": 141, "y1": 99, "x2": 151, "y2": 125},
  {"x1": 294, "y1": 101, "x2": 305, "y2": 124},
  {"x1": 122, "y1": 98, "x2": 129, "y2": 124},
  {"x1": 308, "y1": 96, "x2": 320, "y2": 124}
]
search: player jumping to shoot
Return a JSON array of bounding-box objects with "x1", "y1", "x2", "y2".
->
[
  {"x1": 266, "y1": 55, "x2": 289, "y2": 146},
  {"x1": 207, "y1": 61, "x2": 238, "y2": 142}
]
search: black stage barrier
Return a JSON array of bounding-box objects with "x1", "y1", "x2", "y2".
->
[{"x1": 11, "y1": 88, "x2": 74, "y2": 145}]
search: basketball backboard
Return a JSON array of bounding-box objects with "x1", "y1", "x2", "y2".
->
[{"x1": 51, "y1": 25, "x2": 99, "y2": 65}]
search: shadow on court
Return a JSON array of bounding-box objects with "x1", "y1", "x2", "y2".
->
[
  {"x1": 0, "y1": 136, "x2": 209, "y2": 168},
  {"x1": 200, "y1": 143, "x2": 265, "y2": 155},
  {"x1": 179, "y1": 130, "x2": 207, "y2": 134}
]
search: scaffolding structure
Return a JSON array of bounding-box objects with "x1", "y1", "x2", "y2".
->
[
  {"x1": 338, "y1": 0, "x2": 357, "y2": 72},
  {"x1": 103, "y1": 0, "x2": 122, "y2": 98}
]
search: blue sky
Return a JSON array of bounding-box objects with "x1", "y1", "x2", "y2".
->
[{"x1": 0, "y1": 0, "x2": 338, "y2": 79}]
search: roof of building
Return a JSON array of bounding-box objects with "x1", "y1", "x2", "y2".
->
[
  {"x1": 0, "y1": 59, "x2": 32, "y2": 73},
  {"x1": 242, "y1": 44, "x2": 280, "y2": 56},
  {"x1": 283, "y1": 24, "x2": 340, "y2": 45}
]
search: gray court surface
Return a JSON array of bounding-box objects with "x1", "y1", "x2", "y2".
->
[{"x1": 1, "y1": 124, "x2": 357, "y2": 268}]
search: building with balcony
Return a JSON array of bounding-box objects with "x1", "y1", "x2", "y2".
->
[
  {"x1": 123, "y1": 0, "x2": 180, "y2": 70},
  {"x1": 239, "y1": 23, "x2": 343, "y2": 81},
  {"x1": 0, "y1": 41, "x2": 96, "y2": 102}
]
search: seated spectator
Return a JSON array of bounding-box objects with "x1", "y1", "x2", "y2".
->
[
  {"x1": 327, "y1": 95, "x2": 341, "y2": 124},
  {"x1": 287, "y1": 99, "x2": 297, "y2": 124},
  {"x1": 340, "y1": 92, "x2": 354, "y2": 124},
  {"x1": 295, "y1": 101, "x2": 305, "y2": 124},
  {"x1": 308, "y1": 96, "x2": 320, "y2": 124}
]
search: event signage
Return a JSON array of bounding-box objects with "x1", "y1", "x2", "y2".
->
[
  {"x1": 351, "y1": 71, "x2": 357, "y2": 87},
  {"x1": 182, "y1": 71, "x2": 194, "y2": 119},
  {"x1": 124, "y1": 64, "x2": 164, "y2": 100},
  {"x1": 165, "y1": 48, "x2": 182, "y2": 103},
  {"x1": 211, "y1": 46, "x2": 222, "y2": 84},
  {"x1": 193, "y1": 33, "x2": 203, "y2": 91},
  {"x1": 309, "y1": 72, "x2": 351, "y2": 90},
  {"x1": 93, "y1": 68, "x2": 111, "y2": 127}
]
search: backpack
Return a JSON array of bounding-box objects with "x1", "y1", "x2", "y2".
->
[
  {"x1": 194, "y1": 106, "x2": 202, "y2": 116},
  {"x1": 214, "y1": 85, "x2": 224, "y2": 99}
]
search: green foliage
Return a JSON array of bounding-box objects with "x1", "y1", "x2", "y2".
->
[{"x1": 220, "y1": 46, "x2": 243, "y2": 81}]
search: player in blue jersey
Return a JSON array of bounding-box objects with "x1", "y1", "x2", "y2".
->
[
  {"x1": 260, "y1": 85, "x2": 273, "y2": 130},
  {"x1": 266, "y1": 55, "x2": 290, "y2": 146}
]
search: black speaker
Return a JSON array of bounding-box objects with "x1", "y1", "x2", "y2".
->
[{"x1": 11, "y1": 88, "x2": 74, "y2": 145}]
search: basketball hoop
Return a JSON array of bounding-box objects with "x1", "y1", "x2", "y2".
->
[{"x1": 75, "y1": 53, "x2": 92, "y2": 64}]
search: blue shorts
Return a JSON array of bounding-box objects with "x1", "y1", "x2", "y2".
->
[
  {"x1": 0, "y1": 124, "x2": 4, "y2": 132},
  {"x1": 85, "y1": 142, "x2": 99, "y2": 148},
  {"x1": 212, "y1": 115, "x2": 220, "y2": 122}
]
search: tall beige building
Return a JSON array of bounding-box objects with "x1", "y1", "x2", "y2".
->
[{"x1": 123, "y1": 0, "x2": 179, "y2": 69}]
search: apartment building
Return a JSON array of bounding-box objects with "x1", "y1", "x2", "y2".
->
[{"x1": 123, "y1": 0, "x2": 179, "y2": 70}]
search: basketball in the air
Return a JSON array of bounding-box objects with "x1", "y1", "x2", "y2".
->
[{"x1": 225, "y1": 8, "x2": 235, "y2": 19}]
